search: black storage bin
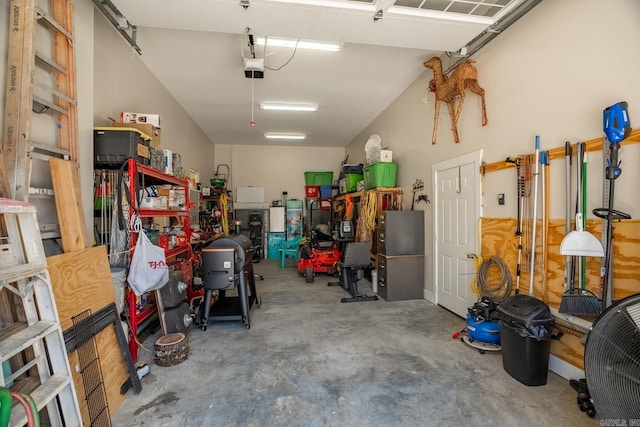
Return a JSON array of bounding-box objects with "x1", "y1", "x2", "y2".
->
[
  {"x1": 94, "y1": 127, "x2": 150, "y2": 168},
  {"x1": 338, "y1": 163, "x2": 363, "y2": 180},
  {"x1": 496, "y1": 294, "x2": 554, "y2": 386}
]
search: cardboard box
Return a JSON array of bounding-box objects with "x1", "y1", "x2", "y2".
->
[
  {"x1": 112, "y1": 122, "x2": 161, "y2": 149},
  {"x1": 380, "y1": 150, "x2": 393, "y2": 162},
  {"x1": 120, "y1": 112, "x2": 164, "y2": 129},
  {"x1": 137, "y1": 143, "x2": 149, "y2": 159},
  {"x1": 158, "y1": 188, "x2": 185, "y2": 209},
  {"x1": 139, "y1": 195, "x2": 168, "y2": 210}
]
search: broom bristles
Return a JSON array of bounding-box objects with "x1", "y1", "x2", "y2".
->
[{"x1": 559, "y1": 289, "x2": 601, "y2": 316}]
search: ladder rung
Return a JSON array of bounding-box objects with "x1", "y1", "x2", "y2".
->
[
  {"x1": 35, "y1": 6, "x2": 74, "y2": 40},
  {"x1": 35, "y1": 51, "x2": 66, "y2": 75},
  {"x1": 32, "y1": 95, "x2": 69, "y2": 117},
  {"x1": 41, "y1": 230, "x2": 62, "y2": 240},
  {"x1": 31, "y1": 151, "x2": 69, "y2": 162},
  {"x1": 33, "y1": 82, "x2": 77, "y2": 106},
  {"x1": 9, "y1": 374, "x2": 71, "y2": 427},
  {"x1": 31, "y1": 142, "x2": 72, "y2": 158},
  {"x1": 28, "y1": 188, "x2": 55, "y2": 197},
  {"x1": 3, "y1": 353, "x2": 44, "y2": 386},
  {"x1": 0, "y1": 321, "x2": 57, "y2": 360},
  {"x1": 0, "y1": 263, "x2": 48, "y2": 284}
]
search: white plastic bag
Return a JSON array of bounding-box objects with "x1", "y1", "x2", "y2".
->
[
  {"x1": 127, "y1": 231, "x2": 169, "y2": 295},
  {"x1": 364, "y1": 134, "x2": 382, "y2": 164}
]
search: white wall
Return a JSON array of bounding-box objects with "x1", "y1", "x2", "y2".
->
[
  {"x1": 76, "y1": 0, "x2": 95, "y2": 242},
  {"x1": 346, "y1": 0, "x2": 640, "y2": 296},
  {"x1": 1, "y1": 1, "x2": 214, "y2": 241},
  {"x1": 92, "y1": 7, "x2": 214, "y2": 181},
  {"x1": 214, "y1": 144, "x2": 345, "y2": 203}
]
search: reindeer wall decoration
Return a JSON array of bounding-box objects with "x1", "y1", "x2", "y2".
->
[{"x1": 423, "y1": 56, "x2": 487, "y2": 144}]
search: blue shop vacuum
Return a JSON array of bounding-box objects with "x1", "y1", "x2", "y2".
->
[{"x1": 456, "y1": 297, "x2": 501, "y2": 354}]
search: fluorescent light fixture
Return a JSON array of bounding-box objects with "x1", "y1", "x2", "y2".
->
[
  {"x1": 260, "y1": 103, "x2": 318, "y2": 112},
  {"x1": 256, "y1": 37, "x2": 343, "y2": 52},
  {"x1": 387, "y1": 6, "x2": 495, "y2": 25},
  {"x1": 265, "y1": 133, "x2": 306, "y2": 140},
  {"x1": 261, "y1": 0, "x2": 499, "y2": 25},
  {"x1": 261, "y1": 0, "x2": 372, "y2": 12}
]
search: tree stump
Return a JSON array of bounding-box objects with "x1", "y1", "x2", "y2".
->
[{"x1": 154, "y1": 332, "x2": 188, "y2": 367}]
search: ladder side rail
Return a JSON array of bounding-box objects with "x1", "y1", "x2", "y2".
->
[
  {"x1": 3, "y1": 0, "x2": 38, "y2": 200},
  {"x1": 18, "y1": 275, "x2": 64, "y2": 426},
  {"x1": 33, "y1": 273, "x2": 83, "y2": 425},
  {"x1": 52, "y1": 0, "x2": 78, "y2": 162}
]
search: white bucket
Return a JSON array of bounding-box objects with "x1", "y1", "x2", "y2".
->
[
  {"x1": 371, "y1": 269, "x2": 378, "y2": 294},
  {"x1": 110, "y1": 267, "x2": 126, "y2": 314}
]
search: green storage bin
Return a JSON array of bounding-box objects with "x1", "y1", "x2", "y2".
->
[
  {"x1": 345, "y1": 173, "x2": 363, "y2": 192},
  {"x1": 364, "y1": 162, "x2": 397, "y2": 189},
  {"x1": 304, "y1": 171, "x2": 333, "y2": 186},
  {"x1": 286, "y1": 199, "x2": 303, "y2": 209}
]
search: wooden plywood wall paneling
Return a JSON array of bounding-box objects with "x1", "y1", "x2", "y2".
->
[
  {"x1": 481, "y1": 128, "x2": 640, "y2": 174},
  {"x1": 480, "y1": 218, "x2": 640, "y2": 303},
  {"x1": 480, "y1": 217, "x2": 640, "y2": 369}
]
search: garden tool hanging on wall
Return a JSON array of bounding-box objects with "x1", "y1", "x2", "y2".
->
[
  {"x1": 560, "y1": 143, "x2": 604, "y2": 316},
  {"x1": 593, "y1": 101, "x2": 632, "y2": 311}
]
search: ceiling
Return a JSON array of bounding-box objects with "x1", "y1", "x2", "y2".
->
[{"x1": 106, "y1": 0, "x2": 530, "y2": 147}]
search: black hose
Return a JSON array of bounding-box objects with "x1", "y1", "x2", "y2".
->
[{"x1": 477, "y1": 257, "x2": 512, "y2": 302}]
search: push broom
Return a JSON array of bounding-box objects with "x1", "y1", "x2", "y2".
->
[{"x1": 559, "y1": 142, "x2": 603, "y2": 316}]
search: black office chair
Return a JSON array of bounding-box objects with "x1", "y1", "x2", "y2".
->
[
  {"x1": 328, "y1": 242, "x2": 378, "y2": 303},
  {"x1": 248, "y1": 212, "x2": 265, "y2": 280},
  {"x1": 248, "y1": 212, "x2": 263, "y2": 262}
]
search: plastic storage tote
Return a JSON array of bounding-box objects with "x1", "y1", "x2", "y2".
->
[
  {"x1": 94, "y1": 127, "x2": 151, "y2": 167},
  {"x1": 305, "y1": 186, "x2": 320, "y2": 198},
  {"x1": 345, "y1": 174, "x2": 363, "y2": 192},
  {"x1": 364, "y1": 162, "x2": 397, "y2": 189},
  {"x1": 319, "y1": 185, "x2": 333, "y2": 198},
  {"x1": 339, "y1": 164, "x2": 364, "y2": 180},
  {"x1": 304, "y1": 172, "x2": 333, "y2": 186},
  {"x1": 496, "y1": 294, "x2": 555, "y2": 386}
]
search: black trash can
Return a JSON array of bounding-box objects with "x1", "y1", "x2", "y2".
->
[{"x1": 496, "y1": 294, "x2": 555, "y2": 386}]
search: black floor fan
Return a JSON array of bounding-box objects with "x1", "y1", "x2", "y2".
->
[{"x1": 584, "y1": 294, "x2": 640, "y2": 420}]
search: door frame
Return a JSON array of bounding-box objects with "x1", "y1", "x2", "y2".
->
[{"x1": 429, "y1": 149, "x2": 483, "y2": 306}]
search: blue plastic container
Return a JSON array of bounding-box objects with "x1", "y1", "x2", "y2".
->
[{"x1": 319, "y1": 185, "x2": 332, "y2": 198}]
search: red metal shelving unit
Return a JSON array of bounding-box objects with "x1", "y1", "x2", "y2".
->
[{"x1": 126, "y1": 158, "x2": 192, "y2": 361}]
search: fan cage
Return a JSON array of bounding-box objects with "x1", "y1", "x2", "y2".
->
[{"x1": 585, "y1": 294, "x2": 640, "y2": 421}]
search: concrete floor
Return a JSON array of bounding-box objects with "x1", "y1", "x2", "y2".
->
[{"x1": 112, "y1": 259, "x2": 599, "y2": 427}]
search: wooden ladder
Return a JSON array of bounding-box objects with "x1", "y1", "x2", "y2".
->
[
  {"x1": 0, "y1": 198, "x2": 82, "y2": 426},
  {"x1": 1, "y1": 0, "x2": 77, "y2": 206}
]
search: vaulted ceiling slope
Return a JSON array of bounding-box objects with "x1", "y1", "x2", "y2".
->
[{"x1": 106, "y1": 0, "x2": 533, "y2": 147}]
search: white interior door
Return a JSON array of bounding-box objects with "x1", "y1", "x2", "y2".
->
[{"x1": 433, "y1": 151, "x2": 482, "y2": 317}]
